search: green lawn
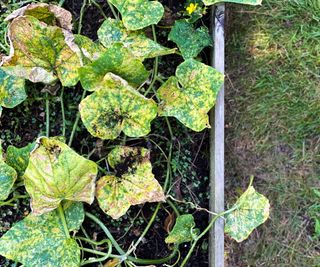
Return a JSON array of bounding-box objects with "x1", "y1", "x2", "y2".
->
[{"x1": 225, "y1": 0, "x2": 320, "y2": 266}]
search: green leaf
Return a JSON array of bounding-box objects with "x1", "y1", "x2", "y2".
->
[
  {"x1": 0, "y1": 204, "x2": 81, "y2": 267},
  {"x1": 63, "y1": 201, "x2": 85, "y2": 231},
  {"x1": 98, "y1": 18, "x2": 175, "y2": 60},
  {"x1": 6, "y1": 142, "x2": 35, "y2": 177},
  {"x1": 1, "y1": 16, "x2": 81, "y2": 86},
  {"x1": 0, "y1": 68, "x2": 26, "y2": 108},
  {"x1": 225, "y1": 185, "x2": 270, "y2": 242},
  {"x1": 74, "y1": 34, "x2": 105, "y2": 64},
  {"x1": 158, "y1": 59, "x2": 224, "y2": 131},
  {"x1": 23, "y1": 136, "x2": 98, "y2": 215},
  {"x1": 165, "y1": 214, "x2": 199, "y2": 244},
  {"x1": 169, "y1": 20, "x2": 212, "y2": 60},
  {"x1": 79, "y1": 43, "x2": 148, "y2": 91},
  {"x1": 109, "y1": 0, "x2": 164, "y2": 30},
  {"x1": 96, "y1": 146, "x2": 165, "y2": 219},
  {"x1": 80, "y1": 73, "x2": 158, "y2": 140},
  {"x1": 203, "y1": 0, "x2": 262, "y2": 5}
]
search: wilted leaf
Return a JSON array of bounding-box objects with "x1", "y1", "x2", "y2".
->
[
  {"x1": 1, "y1": 16, "x2": 81, "y2": 86},
  {"x1": 109, "y1": 0, "x2": 164, "y2": 30},
  {"x1": 98, "y1": 18, "x2": 175, "y2": 60},
  {"x1": 0, "y1": 68, "x2": 26, "y2": 108},
  {"x1": 203, "y1": 0, "x2": 262, "y2": 5},
  {"x1": 96, "y1": 146, "x2": 165, "y2": 219},
  {"x1": 0, "y1": 204, "x2": 81, "y2": 267},
  {"x1": 23, "y1": 137, "x2": 98, "y2": 215},
  {"x1": 165, "y1": 214, "x2": 199, "y2": 244},
  {"x1": 225, "y1": 185, "x2": 270, "y2": 242},
  {"x1": 79, "y1": 43, "x2": 148, "y2": 91},
  {"x1": 158, "y1": 59, "x2": 224, "y2": 131},
  {"x1": 168, "y1": 20, "x2": 212, "y2": 60},
  {"x1": 5, "y1": 3, "x2": 73, "y2": 31},
  {"x1": 80, "y1": 73, "x2": 157, "y2": 140},
  {"x1": 104, "y1": 258, "x2": 120, "y2": 267},
  {"x1": 74, "y1": 34, "x2": 105, "y2": 64},
  {"x1": 6, "y1": 142, "x2": 35, "y2": 177}
]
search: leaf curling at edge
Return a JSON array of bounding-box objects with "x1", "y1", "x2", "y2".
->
[
  {"x1": 1, "y1": 15, "x2": 82, "y2": 87},
  {"x1": 96, "y1": 146, "x2": 165, "y2": 219},
  {"x1": 23, "y1": 136, "x2": 98, "y2": 215}
]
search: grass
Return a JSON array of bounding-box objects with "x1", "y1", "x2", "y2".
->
[{"x1": 225, "y1": 0, "x2": 320, "y2": 266}]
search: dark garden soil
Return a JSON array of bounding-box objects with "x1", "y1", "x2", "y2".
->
[{"x1": 0, "y1": 1, "x2": 215, "y2": 266}]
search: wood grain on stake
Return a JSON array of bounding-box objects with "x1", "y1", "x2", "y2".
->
[{"x1": 209, "y1": 4, "x2": 225, "y2": 267}]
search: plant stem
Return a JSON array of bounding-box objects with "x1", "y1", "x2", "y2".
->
[
  {"x1": 58, "y1": 0, "x2": 65, "y2": 6},
  {"x1": 60, "y1": 87, "x2": 66, "y2": 137},
  {"x1": 85, "y1": 212, "x2": 125, "y2": 255},
  {"x1": 57, "y1": 204, "x2": 70, "y2": 238},
  {"x1": 106, "y1": 0, "x2": 119, "y2": 20},
  {"x1": 126, "y1": 249, "x2": 177, "y2": 264},
  {"x1": 80, "y1": 239, "x2": 112, "y2": 266},
  {"x1": 167, "y1": 198, "x2": 180, "y2": 216},
  {"x1": 68, "y1": 90, "x2": 87, "y2": 146},
  {"x1": 0, "y1": 195, "x2": 28, "y2": 207},
  {"x1": 90, "y1": 0, "x2": 108, "y2": 19},
  {"x1": 45, "y1": 93, "x2": 50, "y2": 137},
  {"x1": 78, "y1": 0, "x2": 87, "y2": 35}
]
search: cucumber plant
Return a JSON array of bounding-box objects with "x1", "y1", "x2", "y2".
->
[{"x1": 0, "y1": 0, "x2": 268, "y2": 266}]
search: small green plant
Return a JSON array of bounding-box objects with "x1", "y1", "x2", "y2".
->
[{"x1": 0, "y1": 0, "x2": 268, "y2": 266}]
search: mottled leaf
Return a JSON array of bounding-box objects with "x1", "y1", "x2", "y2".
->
[
  {"x1": 203, "y1": 0, "x2": 262, "y2": 5},
  {"x1": 74, "y1": 34, "x2": 105, "y2": 64},
  {"x1": 79, "y1": 43, "x2": 148, "y2": 91},
  {"x1": 158, "y1": 59, "x2": 224, "y2": 131},
  {"x1": 225, "y1": 185, "x2": 270, "y2": 242},
  {"x1": 0, "y1": 162, "x2": 17, "y2": 201},
  {"x1": 96, "y1": 146, "x2": 165, "y2": 219},
  {"x1": 5, "y1": 3, "x2": 73, "y2": 31},
  {"x1": 0, "y1": 68, "x2": 26, "y2": 108},
  {"x1": 98, "y1": 18, "x2": 175, "y2": 59},
  {"x1": 63, "y1": 201, "x2": 85, "y2": 231},
  {"x1": 109, "y1": 0, "x2": 164, "y2": 30},
  {"x1": 1, "y1": 16, "x2": 81, "y2": 86},
  {"x1": 80, "y1": 73, "x2": 157, "y2": 140},
  {"x1": 168, "y1": 20, "x2": 212, "y2": 60},
  {"x1": 23, "y1": 137, "x2": 98, "y2": 215},
  {"x1": 0, "y1": 204, "x2": 81, "y2": 267},
  {"x1": 6, "y1": 142, "x2": 35, "y2": 177},
  {"x1": 165, "y1": 214, "x2": 199, "y2": 244}
]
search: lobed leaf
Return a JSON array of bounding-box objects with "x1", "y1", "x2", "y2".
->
[
  {"x1": 96, "y1": 146, "x2": 165, "y2": 219},
  {"x1": 203, "y1": 0, "x2": 262, "y2": 5},
  {"x1": 158, "y1": 59, "x2": 224, "y2": 131},
  {"x1": 109, "y1": 0, "x2": 164, "y2": 30},
  {"x1": 79, "y1": 43, "x2": 148, "y2": 91},
  {"x1": 98, "y1": 18, "x2": 175, "y2": 60},
  {"x1": 224, "y1": 185, "x2": 270, "y2": 242},
  {"x1": 80, "y1": 73, "x2": 157, "y2": 140},
  {"x1": 0, "y1": 68, "x2": 26, "y2": 109},
  {"x1": 168, "y1": 20, "x2": 212, "y2": 60},
  {"x1": 23, "y1": 137, "x2": 98, "y2": 215},
  {"x1": 1, "y1": 16, "x2": 81, "y2": 86},
  {"x1": 165, "y1": 214, "x2": 199, "y2": 244},
  {"x1": 0, "y1": 203, "x2": 82, "y2": 267}
]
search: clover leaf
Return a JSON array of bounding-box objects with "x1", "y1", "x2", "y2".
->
[
  {"x1": 165, "y1": 214, "x2": 199, "y2": 244},
  {"x1": 23, "y1": 137, "x2": 98, "y2": 215},
  {"x1": 79, "y1": 43, "x2": 148, "y2": 91},
  {"x1": 109, "y1": 0, "x2": 164, "y2": 30},
  {"x1": 79, "y1": 73, "x2": 157, "y2": 140},
  {"x1": 203, "y1": 0, "x2": 262, "y2": 5},
  {"x1": 225, "y1": 183, "x2": 270, "y2": 242},
  {"x1": 168, "y1": 20, "x2": 212, "y2": 60},
  {"x1": 158, "y1": 59, "x2": 224, "y2": 131},
  {"x1": 96, "y1": 146, "x2": 165, "y2": 219},
  {"x1": 0, "y1": 202, "x2": 83, "y2": 267},
  {"x1": 0, "y1": 68, "x2": 26, "y2": 109},
  {"x1": 1, "y1": 16, "x2": 81, "y2": 86},
  {"x1": 98, "y1": 18, "x2": 175, "y2": 60}
]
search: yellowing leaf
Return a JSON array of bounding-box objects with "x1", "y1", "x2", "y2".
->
[
  {"x1": 74, "y1": 34, "x2": 105, "y2": 64},
  {"x1": 96, "y1": 146, "x2": 165, "y2": 219},
  {"x1": 1, "y1": 16, "x2": 81, "y2": 86},
  {"x1": 98, "y1": 18, "x2": 175, "y2": 60},
  {"x1": 0, "y1": 162, "x2": 17, "y2": 201},
  {"x1": 0, "y1": 203, "x2": 82, "y2": 267},
  {"x1": 109, "y1": 0, "x2": 164, "y2": 30},
  {"x1": 80, "y1": 73, "x2": 157, "y2": 140},
  {"x1": 23, "y1": 137, "x2": 98, "y2": 215},
  {"x1": 225, "y1": 185, "x2": 270, "y2": 242},
  {"x1": 203, "y1": 0, "x2": 262, "y2": 5},
  {"x1": 79, "y1": 43, "x2": 148, "y2": 91},
  {"x1": 158, "y1": 59, "x2": 224, "y2": 131},
  {"x1": 5, "y1": 3, "x2": 73, "y2": 31},
  {"x1": 165, "y1": 214, "x2": 199, "y2": 244},
  {"x1": 0, "y1": 68, "x2": 26, "y2": 109}
]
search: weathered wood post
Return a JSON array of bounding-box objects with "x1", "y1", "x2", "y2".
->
[{"x1": 209, "y1": 4, "x2": 225, "y2": 267}]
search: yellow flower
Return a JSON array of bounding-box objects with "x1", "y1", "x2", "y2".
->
[{"x1": 186, "y1": 3, "x2": 198, "y2": 15}]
